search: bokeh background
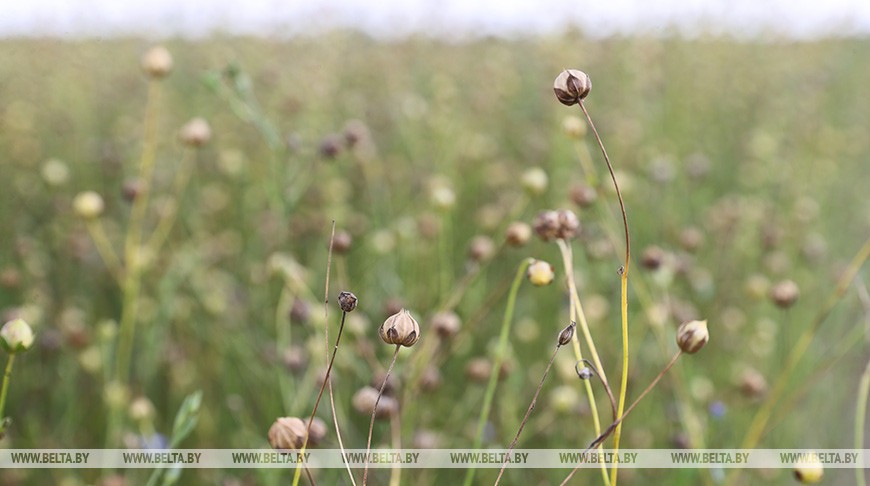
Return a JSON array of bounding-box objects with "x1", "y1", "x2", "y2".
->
[{"x1": 0, "y1": 1, "x2": 869, "y2": 485}]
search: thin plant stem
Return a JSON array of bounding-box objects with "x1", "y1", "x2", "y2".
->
[
  {"x1": 363, "y1": 345, "x2": 401, "y2": 486},
  {"x1": 462, "y1": 258, "x2": 533, "y2": 486},
  {"x1": 116, "y1": 79, "x2": 161, "y2": 385},
  {"x1": 494, "y1": 343, "x2": 562, "y2": 486},
  {"x1": 105, "y1": 79, "x2": 162, "y2": 456},
  {"x1": 0, "y1": 354, "x2": 16, "y2": 432},
  {"x1": 729, "y1": 236, "x2": 870, "y2": 486},
  {"x1": 291, "y1": 311, "x2": 346, "y2": 486},
  {"x1": 560, "y1": 351, "x2": 682, "y2": 486},
  {"x1": 292, "y1": 222, "x2": 354, "y2": 486},
  {"x1": 556, "y1": 239, "x2": 613, "y2": 410},
  {"x1": 578, "y1": 100, "x2": 631, "y2": 486},
  {"x1": 389, "y1": 407, "x2": 402, "y2": 486},
  {"x1": 559, "y1": 241, "x2": 610, "y2": 486},
  {"x1": 856, "y1": 359, "x2": 870, "y2": 486},
  {"x1": 85, "y1": 219, "x2": 122, "y2": 283},
  {"x1": 276, "y1": 285, "x2": 294, "y2": 413},
  {"x1": 145, "y1": 148, "x2": 195, "y2": 254}
]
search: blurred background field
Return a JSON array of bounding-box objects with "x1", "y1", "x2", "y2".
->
[{"x1": 0, "y1": 31, "x2": 869, "y2": 485}]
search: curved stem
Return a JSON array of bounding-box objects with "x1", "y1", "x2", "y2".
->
[
  {"x1": 145, "y1": 148, "x2": 195, "y2": 254},
  {"x1": 463, "y1": 258, "x2": 533, "y2": 486},
  {"x1": 856, "y1": 359, "x2": 870, "y2": 486},
  {"x1": 363, "y1": 345, "x2": 401, "y2": 486},
  {"x1": 0, "y1": 354, "x2": 16, "y2": 431},
  {"x1": 494, "y1": 344, "x2": 561, "y2": 486},
  {"x1": 578, "y1": 101, "x2": 631, "y2": 486},
  {"x1": 85, "y1": 219, "x2": 123, "y2": 283},
  {"x1": 556, "y1": 241, "x2": 610, "y2": 485},
  {"x1": 560, "y1": 351, "x2": 682, "y2": 486}
]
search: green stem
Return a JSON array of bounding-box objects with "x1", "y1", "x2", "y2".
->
[
  {"x1": 856, "y1": 359, "x2": 870, "y2": 486},
  {"x1": 0, "y1": 354, "x2": 16, "y2": 428},
  {"x1": 463, "y1": 258, "x2": 532, "y2": 486},
  {"x1": 363, "y1": 345, "x2": 402, "y2": 486},
  {"x1": 579, "y1": 101, "x2": 631, "y2": 486}
]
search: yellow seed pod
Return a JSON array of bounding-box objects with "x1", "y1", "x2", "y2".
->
[
  {"x1": 527, "y1": 260, "x2": 555, "y2": 287},
  {"x1": 793, "y1": 453, "x2": 823, "y2": 483}
]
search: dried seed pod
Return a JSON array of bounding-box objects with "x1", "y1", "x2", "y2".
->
[
  {"x1": 379, "y1": 309, "x2": 420, "y2": 347},
  {"x1": 141, "y1": 46, "x2": 173, "y2": 78},
  {"x1": 569, "y1": 184, "x2": 597, "y2": 208},
  {"x1": 527, "y1": 259, "x2": 555, "y2": 287},
  {"x1": 352, "y1": 386, "x2": 398, "y2": 419},
  {"x1": 468, "y1": 236, "x2": 496, "y2": 263},
  {"x1": 289, "y1": 298, "x2": 311, "y2": 324},
  {"x1": 553, "y1": 69, "x2": 591, "y2": 106},
  {"x1": 307, "y1": 417, "x2": 327, "y2": 446},
  {"x1": 420, "y1": 365, "x2": 442, "y2": 392},
  {"x1": 431, "y1": 311, "x2": 461, "y2": 339},
  {"x1": 556, "y1": 209, "x2": 580, "y2": 239},
  {"x1": 466, "y1": 358, "x2": 493, "y2": 383},
  {"x1": 268, "y1": 417, "x2": 307, "y2": 450},
  {"x1": 533, "y1": 210, "x2": 560, "y2": 241},
  {"x1": 739, "y1": 368, "x2": 767, "y2": 398},
  {"x1": 282, "y1": 345, "x2": 307, "y2": 373},
  {"x1": 338, "y1": 291, "x2": 358, "y2": 313},
  {"x1": 641, "y1": 245, "x2": 666, "y2": 271},
  {"x1": 319, "y1": 134, "x2": 343, "y2": 158},
  {"x1": 179, "y1": 117, "x2": 211, "y2": 147},
  {"x1": 769, "y1": 279, "x2": 799, "y2": 308},
  {"x1": 675, "y1": 320, "x2": 709, "y2": 354},
  {"x1": 557, "y1": 322, "x2": 576, "y2": 346},
  {"x1": 121, "y1": 179, "x2": 143, "y2": 202},
  {"x1": 332, "y1": 230, "x2": 353, "y2": 254},
  {"x1": 505, "y1": 221, "x2": 532, "y2": 247}
]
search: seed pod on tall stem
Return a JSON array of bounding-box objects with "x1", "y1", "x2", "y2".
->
[
  {"x1": 362, "y1": 309, "x2": 420, "y2": 486},
  {"x1": 494, "y1": 322, "x2": 574, "y2": 485}
]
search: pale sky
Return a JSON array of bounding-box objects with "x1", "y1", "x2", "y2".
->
[{"x1": 1, "y1": 0, "x2": 869, "y2": 38}]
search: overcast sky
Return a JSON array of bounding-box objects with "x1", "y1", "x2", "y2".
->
[{"x1": 2, "y1": 0, "x2": 869, "y2": 39}]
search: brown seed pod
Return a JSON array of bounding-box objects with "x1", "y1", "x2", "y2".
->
[
  {"x1": 556, "y1": 209, "x2": 580, "y2": 239},
  {"x1": 641, "y1": 245, "x2": 666, "y2": 271},
  {"x1": 431, "y1": 311, "x2": 461, "y2": 339},
  {"x1": 338, "y1": 291, "x2": 358, "y2": 313},
  {"x1": 533, "y1": 210, "x2": 560, "y2": 241},
  {"x1": 557, "y1": 322, "x2": 576, "y2": 346},
  {"x1": 379, "y1": 309, "x2": 420, "y2": 347},
  {"x1": 569, "y1": 184, "x2": 598, "y2": 208},
  {"x1": 267, "y1": 417, "x2": 307, "y2": 450},
  {"x1": 332, "y1": 230, "x2": 353, "y2": 254},
  {"x1": 352, "y1": 386, "x2": 398, "y2": 419},
  {"x1": 769, "y1": 279, "x2": 799, "y2": 308},
  {"x1": 505, "y1": 221, "x2": 532, "y2": 247},
  {"x1": 179, "y1": 118, "x2": 211, "y2": 147},
  {"x1": 553, "y1": 69, "x2": 591, "y2": 106},
  {"x1": 468, "y1": 236, "x2": 496, "y2": 263}
]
